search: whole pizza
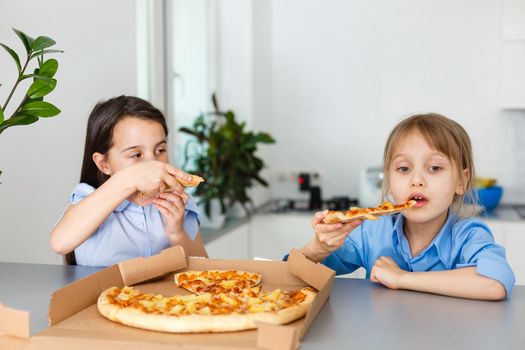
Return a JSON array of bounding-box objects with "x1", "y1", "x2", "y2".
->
[{"x1": 97, "y1": 269, "x2": 317, "y2": 333}]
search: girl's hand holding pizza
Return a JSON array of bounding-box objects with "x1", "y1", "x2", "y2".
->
[
  {"x1": 370, "y1": 256, "x2": 407, "y2": 289},
  {"x1": 118, "y1": 161, "x2": 188, "y2": 195},
  {"x1": 311, "y1": 210, "x2": 362, "y2": 254},
  {"x1": 153, "y1": 191, "x2": 189, "y2": 243}
]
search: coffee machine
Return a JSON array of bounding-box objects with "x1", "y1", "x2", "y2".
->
[{"x1": 298, "y1": 172, "x2": 322, "y2": 210}]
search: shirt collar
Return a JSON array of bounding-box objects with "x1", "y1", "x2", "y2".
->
[
  {"x1": 392, "y1": 211, "x2": 455, "y2": 267},
  {"x1": 114, "y1": 200, "x2": 132, "y2": 212}
]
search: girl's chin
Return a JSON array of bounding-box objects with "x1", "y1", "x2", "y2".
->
[{"x1": 403, "y1": 208, "x2": 448, "y2": 224}]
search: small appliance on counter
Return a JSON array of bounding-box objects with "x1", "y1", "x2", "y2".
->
[
  {"x1": 358, "y1": 166, "x2": 384, "y2": 208},
  {"x1": 298, "y1": 172, "x2": 322, "y2": 210},
  {"x1": 325, "y1": 196, "x2": 358, "y2": 211}
]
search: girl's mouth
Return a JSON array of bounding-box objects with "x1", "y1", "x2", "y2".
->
[{"x1": 410, "y1": 194, "x2": 429, "y2": 208}]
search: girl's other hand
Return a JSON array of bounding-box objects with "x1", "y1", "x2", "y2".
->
[
  {"x1": 311, "y1": 210, "x2": 362, "y2": 254},
  {"x1": 370, "y1": 256, "x2": 407, "y2": 289},
  {"x1": 153, "y1": 191, "x2": 190, "y2": 241}
]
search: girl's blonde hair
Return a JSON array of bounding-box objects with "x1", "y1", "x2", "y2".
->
[{"x1": 382, "y1": 113, "x2": 477, "y2": 217}]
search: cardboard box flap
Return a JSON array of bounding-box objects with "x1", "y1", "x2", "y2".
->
[
  {"x1": 300, "y1": 274, "x2": 335, "y2": 338},
  {"x1": 256, "y1": 322, "x2": 300, "y2": 350},
  {"x1": 0, "y1": 303, "x2": 29, "y2": 339},
  {"x1": 287, "y1": 249, "x2": 335, "y2": 290},
  {"x1": 287, "y1": 250, "x2": 336, "y2": 339},
  {"x1": 49, "y1": 265, "x2": 123, "y2": 326},
  {"x1": 118, "y1": 246, "x2": 187, "y2": 286}
]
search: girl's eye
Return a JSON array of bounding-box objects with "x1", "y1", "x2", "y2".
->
[
  {"x1": 156, "y1": 148, "x2": 166, "y2": 154},
  {"x1": 131, "y1": 153, "x2": 142, "y2": 159},
  {"x1": 397, "y1": 166, "x2": 410, "y2": 173},
  {"x1": 429, "y1": 165, "x2": 442, "y2": 172}
]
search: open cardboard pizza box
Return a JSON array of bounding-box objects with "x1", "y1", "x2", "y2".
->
[{"x1": 1, "y1": 246, "x2": 335, "y2": 350}]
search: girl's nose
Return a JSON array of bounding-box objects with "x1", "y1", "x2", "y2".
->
[
  {"x1": 410, "y1": 181, "x2": 424, "y2": 188},
  {"x1": 144, "y1": 153, "x2": 156, "y2": 161}
]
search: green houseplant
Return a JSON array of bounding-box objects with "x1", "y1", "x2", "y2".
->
[
  {"x1": 179, "y1": 94, "x2": 275, "y2": 219},
  {"x1": 0, "y1": 28, "x2": 63, "y2": 178}
]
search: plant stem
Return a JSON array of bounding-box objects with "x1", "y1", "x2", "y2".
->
[
  {"x1": 3, "y1": 55, "x2": 30, "y2": 112},
  {"x1": 9, "y1": 95, "x2": 28, "y2": 119}
]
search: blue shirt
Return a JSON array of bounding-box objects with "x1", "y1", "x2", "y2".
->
[
  {"x1": 69, "y1": 183, "x2": 201, "y2": 267},
  {"x1": 323, "y1": 212, "x2": 516, "y2": 296}
]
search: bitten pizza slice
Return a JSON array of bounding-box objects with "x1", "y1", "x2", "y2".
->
[
  {"x1": 323, "y1": 200, "x2": 416, "y2": 224},
  {"x1": 177, "y1": 174, "x2": 204, "y2": 188}
]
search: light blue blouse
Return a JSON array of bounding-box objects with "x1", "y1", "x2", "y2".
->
[
  {"x1": 323, "y1": 211, "x2": 516, "y2": 296},
  {"x1": 69, "y1": 183, "x2": 201, "y2": 267}
]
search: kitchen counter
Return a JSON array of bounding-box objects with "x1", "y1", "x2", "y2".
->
[
  {"x1": 1, "y1": 262, "x2": 524, "y2": 349},
  {"x1": 200, "y1": 200, "x2": 525, "y2": 245}
]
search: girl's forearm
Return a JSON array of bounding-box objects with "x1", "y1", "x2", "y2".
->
[
  {"x1": 400, "y1": 267, "x2": 506, "y2": 300},
  {"x1": 50, "y1": 174, "x2": 136, "y2": 255},
  {"x1": 299, "y1": 239, "x2": 332, "y2": 263}
]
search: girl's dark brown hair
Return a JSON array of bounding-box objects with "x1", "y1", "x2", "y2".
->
[
  {"x1": 381, "y1": 113, "x2": 477, "y2": 217},
  {"x1": 65, "y1": 95, "x2": 168, "y2": 265}
]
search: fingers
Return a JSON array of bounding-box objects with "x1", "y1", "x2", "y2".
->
[
  {"x1": 154, "y1": 202, "x2": 172, "y2": 218},
  {"x1": 311, "y1": 210, "x2": 328, "y2": 227},
  {"x1": 165, "y1": 164, "x2": 193, "y2": 183},
  {"x1": 156, "y1": 192, "x2": 186, "y2": 211},
  {"x1": 162, "y1": 172, "x2": 184, "y2": 194},
  {"x1": 375, "y1": 256, "x2": 395, "y2": 267}
]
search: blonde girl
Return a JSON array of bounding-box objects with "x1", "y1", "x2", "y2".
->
[{"x1": 297, "y1": 113, "x2": 514, "y2": 300}]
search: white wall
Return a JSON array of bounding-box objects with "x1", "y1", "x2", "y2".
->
[
  {"x1": 215, "y1": 0, "x2": 275, "y2": 207},
  {"x1": 261, "y1": 0, "x2": 525, "y2": 202},
  {"x1": 0, "y1": 0, "x2": 138, "y2": 264}
]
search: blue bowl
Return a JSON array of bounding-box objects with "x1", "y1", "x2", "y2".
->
[{"x1": 475, "y1": 186, "x2": 503, "y2": 211}]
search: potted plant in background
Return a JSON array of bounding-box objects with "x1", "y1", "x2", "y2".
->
[
  {"x1": 179, "y1": 94, "x2": 275, "y2": 228},
  {"x1": 0, "y1": 28, "x2": 63, "y2": 179}
]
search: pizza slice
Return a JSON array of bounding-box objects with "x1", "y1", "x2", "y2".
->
[
  {"x1": 97, "y1": 285, "x2": 317, "y2": 333},
  {"x1": 323, "y1": 200, "x2": 416, "y2": 224},
  {"x1": 174, "y1": 270, "x2": 262, "y2": 295},
  {"x1": 177, "y1": 174, "x2": 205, "y2": 188}
]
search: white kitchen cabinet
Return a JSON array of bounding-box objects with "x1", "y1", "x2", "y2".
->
[
  {"x1": 501, "y1": 0, "x2": 525, "y2": 109},
  {"x1": 250, "y1": 213, "x2": 366, "y2": 279},
  {"x1": 501, "y1": 42, "x2": 525, "y2": 109},
  {"x1": 205, "y1": 224, "x2": 250, "y2": 260},
  {"x1": 484, "y1": 220, "x2": 525, "y2": 286},
  {"x1": 250, "y1": 213, "x2": 312, "y2": 261}
]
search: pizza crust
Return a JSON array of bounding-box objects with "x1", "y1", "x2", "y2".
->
[{"x1": 97, "y1": 287, "x2": 316, "y2": 333}]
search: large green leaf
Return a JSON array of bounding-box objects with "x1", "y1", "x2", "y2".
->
[
  {"x1": 13, "y1": 28, "x2": 34, "y2": 55},
  {"x1": 19, "y1": 101, "x2": 60, "y2": 117},
  {"x1": 27, "y1": 78, "x2": 57, "y2": 98},
  {"x1": 29, "y1": 49, "x2": 63, "y2": 60},
  {"x1": 0, "y1": 106, "x2": 4, "y2": 124},
  {"x1": 19, "y1": 74, "x2": 54, "y2": 82},
  {"x1": 38, "y1": 58, "x2": 58, "y2": 77},
  {"x1": 31, "y1": 36, "x2": 56, "y2": 52},
  {"x1": 0, "y1": 43, "x2": 21, "y2": 73},
  {"x1": 0, "y1": 114, "x2": 39, "y2": 133}
]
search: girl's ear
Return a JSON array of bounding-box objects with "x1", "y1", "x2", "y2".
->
[
  {"x1": 92, "y1": 152, "x2": 111, "y2": 176},
  {"x1": 455, "y1": 168, "x2": 470, "y2": 195}
]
